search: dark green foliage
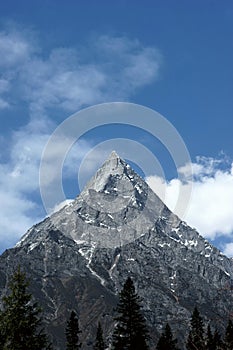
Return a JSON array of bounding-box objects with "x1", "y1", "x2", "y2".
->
[
  {"x1": 156, "y1": 323, "x2": 179, "y2": 350},
  {"x1": 66, "y1": 310, "x2": 82, "y2": 350},
  {"x1": 186, "y1": 307, "x2": 205, "y2": 350},
  {"x1": 206, "y1": 324, "x2": 214, "y2": 350},
  {"x1": 112, "y1": 277, "x2": 149, "y2": 350},
  {"x1": 213, "y1": 329, "x2": 224, "y2": 350},
  {"x1": 0, "y1": 314, "x2": 4, "y2": 350},
  {"x1": 93, "y1": 322, "x2": 105, "y2": 350},
  {"x1": 0, "y1": 266, "x2": 50, "y2": 350},
  {"x1": 225, "y1": 319, "x2": 233, "y2": 350},
  {"x1": 206, "y1": 325, "x2": 223, "y2": 350}
]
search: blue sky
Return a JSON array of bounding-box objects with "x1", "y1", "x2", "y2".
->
[{"x1": 0, "y1": 1, "x2": 233, "y2": 255}]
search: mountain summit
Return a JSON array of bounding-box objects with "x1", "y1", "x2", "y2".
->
[
  {"x1": 1, "y1": 152, "x2": 233, "y2": 349},
  {"x1": 20, "y1": 150, "x2": 173, "y2": 250}
]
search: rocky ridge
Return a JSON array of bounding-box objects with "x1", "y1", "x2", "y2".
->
[{"x1": 0, "y1": 151, "x2": 233, "y2": 349}]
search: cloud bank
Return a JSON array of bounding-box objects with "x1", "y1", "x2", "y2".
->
[
  {"x1": 0, "y1": 28, "x2": 161, "y2": 117},
  {"x1": 146, "y1": 155, "x2": 233, "y2": 256}
]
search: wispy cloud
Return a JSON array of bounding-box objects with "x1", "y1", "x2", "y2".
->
[
  {"x1": 0, "y1": 25, "x2": 162, "y2": 251},
  {"x1": 0, "y1": 28, "x2": 162, "y2": 118},
  {"x1": 23, "y1": 36, "x2": 161, "y2": 117},
  {"x1": 0, "y1": 122, "x2": 50, "y2": 248},
  {"x1": 0, "y1": 28, "x2": 33, "y2": 67}
]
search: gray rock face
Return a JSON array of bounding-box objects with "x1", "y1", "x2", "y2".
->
[{"x1": 1, "y1": 151, "x2": 233, "y2": 349}]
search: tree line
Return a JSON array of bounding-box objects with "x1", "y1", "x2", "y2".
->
[{"x1": 0, "y1": 267, "x2": 233, "y2": 349}]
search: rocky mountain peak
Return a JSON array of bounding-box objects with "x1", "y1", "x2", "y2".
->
[
  {"x1": 80, "y1": 150, "x2": 128, "y2": 194},
  {"x1": 6, "y1": 151, "x2": 233, "y2": 349},
  {"x1": 18, "y1": 151, "x2": 168, "y2": 250},
  {"x1": 107, "y1": 149, "x2": 120, "y2": 160}
]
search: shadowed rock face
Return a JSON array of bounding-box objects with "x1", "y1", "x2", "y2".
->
[{"x1": 1, "y1": 152, "x2": 233, "y2": 349}]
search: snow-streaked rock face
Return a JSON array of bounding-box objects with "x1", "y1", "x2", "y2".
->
[
  {"x1": 1, "y1": 152, "x2": 233, "y2": 349},
  {"x1": 19, "y1": 150, "x2": 178, "y2": 249}
]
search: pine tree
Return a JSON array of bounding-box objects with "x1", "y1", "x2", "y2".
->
[
  {"x1": 213, "y1": 329, "x2": 224, "y2": 350},
  {"x1": 156, "y1": 323, "x2": 179, "y2": 350},
  {"x1": 206, "y1": 324, "x2": 214, "y2": 350},
  {"x1": 112, "y1": 277, "x2": 149, "y2": 350},
  {"x1": 0, "y1": 266, "x2": 51, "y2": 350},
  {"x1": 93, "y1": 322, "x2": 105, "y2": 350},
  {"x1": 186, "y1": 307, "x2": 205, "y2": 350},
  {"x1": 0, "y1": 312, "x2": 4, "y2": 349},
  {"x1": 225, "y1": 319, "x2": 233, "y2": 350},
  {"x1": 205, "y1": 325, "x2": 224, "y2": 350},
  {"x1": 65, "y1": 310, "x2": 82, "y2": 350}
]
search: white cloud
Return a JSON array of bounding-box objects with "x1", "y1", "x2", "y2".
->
[
  {"x1": 23, "y1": 35, "x2": 161, "y2": 117},
  {"x1": 0, "y1": 29, "x2": 33, "y2": 67},
  {"x1": 0, "y1": 98, "x2": 10, "y2": 109},
  {"x1": 0, "y1": 127, "x2": 48, "y2": 248},
  {"x1": 0, "y1": 27, "x2": 36, "y2": 109},
  {"x1": 0, "y1": 79, "x2": 10, "y2": 93},
  {"x1": 223, "y1": 243, "x2": 233, "y2": 258},
  {"x1": 0, "y1": 29, "x2": 162, "y2": 116},
  {"x1": 0, "y1": 189, "x2": 39, "y2": 248},
  {"x1": 94, "y1": 35, "x2": 161, "y2": 93},
  {"x1": 146, "y1": 156, "x2": 233, "y2": 242},
  {"x1": 0, "y1": 119, "x2": 92, "y2": 249}
]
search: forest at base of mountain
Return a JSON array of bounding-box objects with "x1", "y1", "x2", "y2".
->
[{"x1": 0, "y1": 267, "x2": 232, "y2": 350}]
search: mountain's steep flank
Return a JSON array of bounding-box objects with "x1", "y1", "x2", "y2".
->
[{"x1": 1, "y1": 152, "x2": 233, "y2": 349}]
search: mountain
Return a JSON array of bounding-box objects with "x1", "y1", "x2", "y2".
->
[{"x1": 0, "y1": 151, "x2": 233, "y2": 349}]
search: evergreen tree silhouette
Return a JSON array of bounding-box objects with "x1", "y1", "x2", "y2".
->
[
  {"x1": 213, "y1": 328, "x2": 224, "y2": 349},
  {"x1": 225, "y1": 319, "x2": 233, "y2": 350},
  {"x1": 206, "y1": 324, "x2": 214, "y2": 350},
  {"x1": 65, "y1": 310, "x2": 82, "y2": 350},
  {"x1": 186, "y1": 307, "x2": 205, "y2": 350},
  {"x1": 0, "y1": 266, "x2": 51, "y2": 350},
  {"x1": 93, "y1": 322, "x2": 105, "y2": 350},
  {"x1": 0, "y1": 314, "x2": 5, "y2": 350},
  {"x1": 156, "y1": 323, "x2": 179, "y2": 350},
  {"x1": 206, "y1": 324, "x2": 223, "y2": 350},
  {"x1": 112, "y1": 277, "x2": 149, "y2": 350}
]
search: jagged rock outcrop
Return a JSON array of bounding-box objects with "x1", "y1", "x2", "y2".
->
[{"x1": 0, "y1": 151, "x2": 233, "y2": 349}]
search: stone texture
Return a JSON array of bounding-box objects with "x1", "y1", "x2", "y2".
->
[{"x1": 0, "y1": 151, "x2": 233, "y2": 349}]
